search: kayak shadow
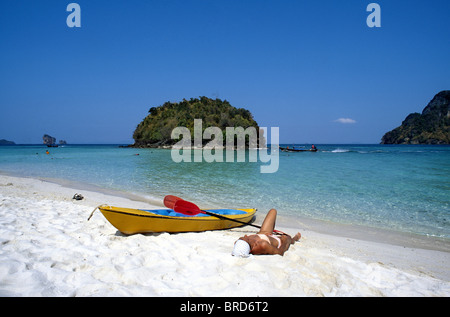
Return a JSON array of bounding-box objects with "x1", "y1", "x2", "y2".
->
[{"x1": 114, "y1": 231, "x2": 166, "y2": 237}]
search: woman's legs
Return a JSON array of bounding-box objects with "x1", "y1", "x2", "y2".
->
[{"x1": 258, "y1": 209, "x2": 277, "y2": 234}]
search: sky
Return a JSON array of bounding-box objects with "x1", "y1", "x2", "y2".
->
[{"x1": 0, "y1": 0, "x2": 449, "y2": 144}]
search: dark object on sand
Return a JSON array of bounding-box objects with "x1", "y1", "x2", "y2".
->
[{"x1": 72, "y1": 193, "x2": 84, "y2": 201}]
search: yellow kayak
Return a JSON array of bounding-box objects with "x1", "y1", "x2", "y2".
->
[{"x1": 97, "y1": 205, "x2": 256, "y2": 234}]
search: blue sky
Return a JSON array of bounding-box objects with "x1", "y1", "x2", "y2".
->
[{"x1": 0, "y1": 0, "x2": 449, "y2": 144}]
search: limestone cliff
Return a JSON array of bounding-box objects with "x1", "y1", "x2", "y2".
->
[
  {"x1": 43, "y1": 134, "x2": 56, "y2": 146},
  {"x1": 381, "y1": 91, "x2": 450, "y2": 144}
]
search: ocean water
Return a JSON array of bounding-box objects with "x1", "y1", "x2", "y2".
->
[{"x1": 0, "y1": 144, "x2": 449, "y2": 239}]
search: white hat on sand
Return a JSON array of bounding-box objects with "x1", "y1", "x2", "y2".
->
[{"x1": 232, "y1": 239, "x2": 251, "y2": 257}]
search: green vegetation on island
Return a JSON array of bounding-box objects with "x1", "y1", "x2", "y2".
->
[
  {"x1": 381, "y1": 90, "x2": 450, "y2": 144},
  {"x1": 132, "y1": 97, "x2": 264, "y2": 148}
]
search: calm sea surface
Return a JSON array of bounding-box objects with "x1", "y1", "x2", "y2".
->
[{"x1": 1, "y1": 144, "x2": 449, "y2": 239}]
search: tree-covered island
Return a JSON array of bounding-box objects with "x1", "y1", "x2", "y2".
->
[
  {"x1": 131, "y1": 97, "x2": 265, "y2": 148},
  {"x1": 381, "y1": 90, "x2": 450, "y2": 144}
]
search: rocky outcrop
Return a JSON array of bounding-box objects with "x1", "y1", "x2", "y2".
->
[
  {"x1": 0, "y1": 139, "x2": 15, "y2": 145},
  {"x1": 381, "y1": 91, "x2": 450, "y2": 144},
  {"x1": 43, "y1": 134, "x2": 56, "y2": 146}
]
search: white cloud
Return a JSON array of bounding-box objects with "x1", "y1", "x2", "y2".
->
[{"x1": 334, "y1": 118, "x2": 356, "y2": 124}]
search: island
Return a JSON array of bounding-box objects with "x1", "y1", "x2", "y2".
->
[
  {"x1": 43, "y1": 134, "x2": 67, "y2": 147},
  {"x1": 131, "y1": 96, "x2": 265, "y2": 148},
  {"x1": 43, "y1": 134, "x2": 57, "y2": 146},
  {"x1": 0, "y1": 139, "x2": 15, "y2": 145},
  {"x1": 381, "y1": 90, "x2": 450, "y2": 144}
]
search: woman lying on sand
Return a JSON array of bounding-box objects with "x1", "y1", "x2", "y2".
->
[{"x1": 232, "y1": 209, "x2": 301, "y2": 257}]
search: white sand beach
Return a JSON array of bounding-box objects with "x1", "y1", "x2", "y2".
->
[{"x1": 0, "y1": 174, "x2": 449, "y2": 297}]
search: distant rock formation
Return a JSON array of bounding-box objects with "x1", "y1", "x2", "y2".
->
[
  {"x1": 43, "y1": 134, "x2": 56, "y2": 146},
  {"x1": 0, "y1": 139, "x2": 15, "y2": 145},
  {"x1": 381, "y1": 90, "x2": 450, "y2": 144}
]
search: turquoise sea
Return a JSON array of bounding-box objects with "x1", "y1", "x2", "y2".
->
[{"x1": 0, "y1": 144, "x2": 449, "y2": 239}]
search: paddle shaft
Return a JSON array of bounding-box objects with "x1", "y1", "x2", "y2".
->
[
  {"x1": 200, "y1": 209, "x2": 285, "y2": 235},
  {"x1": 200, "y1": 209, "x2": 259, "y2": 228}
]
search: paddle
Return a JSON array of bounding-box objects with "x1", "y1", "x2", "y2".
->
[
  {"x1": 163, "y1": 195, "x2": 183, "y2": 209},
  {"x1": 167, "y1": 196, "x2": 286, "y2": 235}
]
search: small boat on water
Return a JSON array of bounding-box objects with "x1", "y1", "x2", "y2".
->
[
  {"x1": 279, "y1": 146, "x2": 317, "y2": 152},
  {"x1": 97, "y1": 205, "x2": 256, "y2": 234}
]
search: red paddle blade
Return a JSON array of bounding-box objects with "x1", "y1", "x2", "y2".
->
[
  {"x1": 164, "y1": 195, "x2": 183, "y2": 209},
  {"x1": 173, "y1": 199, "x2": 202, "y2": 216}
]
